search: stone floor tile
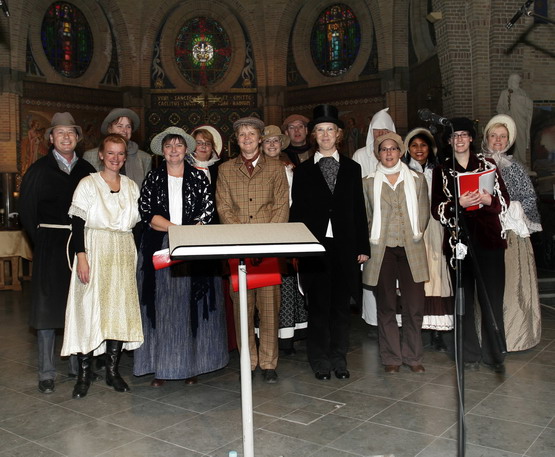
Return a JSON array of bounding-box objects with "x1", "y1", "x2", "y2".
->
[
  {"x1": 262, "y1": 413, "x2": 363, "y2": 446},
  {"x1": 417, "y1": 437, "x2": 524, "y2": 457},
  {"x1": 324, "y1": 389, "x2": 396, "y2": 420},
  {"x1": 525, "y1": 427, "x2": 555, "y2": 457},
  {"x1": 35, "y1": 420, "x2": 143, "y2": 457},
  {"x1": 330, "y1": 421, "x2": 435, "y2": 457},
  {"x1": 212, "y1": 429, "x2": 321, "y2": 457},
  {"x1": 370, "y1": 401, "x2": 457, "y2": 436},
  {"x1": 152, "y1": 414, "x2": 241, "y2": 455},
  {"x1": 96, "y1": 436, "x2": 204, "y2": 457},
  {"x1": 100, "y1": 399, "x2": 198, "y2": 434},
  {"x1": 0, "y1": 405, "x2": 94, "y2": 441},
  {"x1": 442, "y1": 413, "x2": 544, "y2": 454},
  {"x1": 469, "y1": 393, "x2": 555, "y2": 426},
  {"x1": 0, "y1": 442, "x2": 66, "y2": 457}
]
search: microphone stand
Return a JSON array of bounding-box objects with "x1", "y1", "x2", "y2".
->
[
  {"x1": 505, "y1": 2, "x2": 555, "y2": 58},
  {"x1": 427, "y1": 119, "x2": 465, "y2": 456},
  {"x1": 446, "y1": 136, "x2": 508, "y2": 457},
  {"x1": 520, "y1": 1, "x2": 555, "y2": 25},
  {"x1": 447, "y1": 125, "x2": 466, "y2": 457}
]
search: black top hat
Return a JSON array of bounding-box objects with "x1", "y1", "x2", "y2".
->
[
  {"x1": 308, "y1": 104, "x2": 344, "y2": 131},
  {"x1": 443, "y1": 117, "x2": 476, "y2": 142}
]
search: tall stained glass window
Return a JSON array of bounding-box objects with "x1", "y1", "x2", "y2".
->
[
  {"x1": 41, "y1": 2, "x2": 93, "y2": 78},
  {"x1": 310, "y1": 4, "x2": 361, "y2": 77},
  {"x1": 175, "y1": 17, "x2": 232, "y2": 86}
]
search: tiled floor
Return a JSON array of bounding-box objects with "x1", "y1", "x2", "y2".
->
[{"x1": 0, "y1": 284, "x2": 554, "y2": 457}]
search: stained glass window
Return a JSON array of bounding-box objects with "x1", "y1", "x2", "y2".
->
[
  {"x1": 41, "y1": 2, "x2": 93, "y2": 78},
  {"x1": 310, "y1": 4, "x2": 361, "y2": 77},
  {"x1": 175, "y1": 17, "x2": 232, "y2": 86}
]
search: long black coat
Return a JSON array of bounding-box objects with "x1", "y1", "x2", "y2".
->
[
  {"x1": 19, "y1": 152, "x2": 95, "y2": 329},
  {"x1": 289, "y1": 154, "x2": 370, "y2": 302}
]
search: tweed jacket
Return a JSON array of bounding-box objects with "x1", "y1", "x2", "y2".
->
[
  {"x1": 362, "y1": 170, "x2": 430, "y2": 286},
  {"x1": 216, "y1": 153, "x2": 289, "y2": 225}
]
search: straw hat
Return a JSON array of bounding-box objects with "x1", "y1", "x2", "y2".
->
[
  {"x1": 150, "y1": 127, "x2": 196, "y2": 156},
  {"x1": 262, "y1": 125, "x2": 290, "y2": 150}
]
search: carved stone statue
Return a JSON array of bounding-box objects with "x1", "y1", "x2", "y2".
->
[{"x1": 497, "y1": 74, "x2": 533, "y2": 168}]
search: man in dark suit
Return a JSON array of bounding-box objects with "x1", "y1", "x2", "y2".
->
[
  {"x1": 289, "y1": 105, "x2": 370, "y2": 381},
  {"x1": 20, "y1": 112, "x2": 95, "y2": 394}
]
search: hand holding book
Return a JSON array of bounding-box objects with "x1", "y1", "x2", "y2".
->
[
  {"x1": 457, "y1": 167, "x2": 496, "y2": 211},
  {"x1": 459, "y1": 189, "x2": 492, "y2": 209}
]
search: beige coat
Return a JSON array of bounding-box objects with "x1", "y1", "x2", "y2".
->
[{"x1": 362, "y1": 171, "x2": 430, "y2": 286}]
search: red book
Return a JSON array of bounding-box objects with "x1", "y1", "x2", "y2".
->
[
  {"x1": 152, "y1": 248, "x2": 185, "y2": 270},
  {"x1": 228, "y1": 257, "x2": 282, "y2": 291},
  {"x1": 456, "y1": 167, "x2": 496, "y2": 211}
]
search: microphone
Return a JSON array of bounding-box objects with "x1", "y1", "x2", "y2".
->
[
  {"x1": 417, "y1": 109, "x2": 451, "y2": 127},
  {"x1": 0, "y1": 0, "x2": 9, "y2": 17},
  {"x1": 506, "y1": 0, "x2": 534, "y2": 30}
]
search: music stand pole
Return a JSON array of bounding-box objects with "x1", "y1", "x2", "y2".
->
[
  {"x1": 454, "y1": 254, "x2": 465, "y2": 457},
  {"x1": 238, "y1": 259, "x2": 254, "y2": 457},
  {"x1": 168, "y1": 222, "x2": 325, "y2": 457}
]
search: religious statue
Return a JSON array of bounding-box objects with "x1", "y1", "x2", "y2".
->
[
  {"x1": 21, "y1": 119, "x2": 49, "y2": 175},
  {"x1": 497, "y1": 74, "x2": 534, "y2": 168},
  {"x1": 344, "y1": 117, "x2": 360, "y2": 158}
]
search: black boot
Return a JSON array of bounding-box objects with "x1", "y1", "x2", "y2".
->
[
  {"x1": 431, "y1": 331, "x2": 448, "y2": 352},
  {"x1": 72, "y1": 352, "x2": 93, "y2": 399},
  {"x1": 105, "y1": 340, "x2": 130, "y2": 392}
]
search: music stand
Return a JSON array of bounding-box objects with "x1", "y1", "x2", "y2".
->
[{"x1": 169, "y1": 222, "x2": 324, "y2": 457}]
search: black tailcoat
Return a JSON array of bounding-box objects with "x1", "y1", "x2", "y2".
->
[{"x1": 289, "y1": 154, "x2": 370, "y2": 302}]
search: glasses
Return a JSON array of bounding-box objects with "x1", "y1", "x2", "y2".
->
[
  {"x1": 378, "y1": 147, "x2": 400, "y2": 152},
  {"x1": 451, "y1": 132, "x2": 470, "y2": 139},
  {"x1": 196, "y1": 141, "x2": 212, "y2": 147},
  {"x1": 263, "y1": 139, "x2": 281, "y2": 145},
  {"x1": 287, "y1": 124, "x2": 306, "y2": 131}
]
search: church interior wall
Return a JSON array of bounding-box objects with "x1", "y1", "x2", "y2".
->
[{"x1": 0, "y1": 0, "x2": 554, "y2": 182}]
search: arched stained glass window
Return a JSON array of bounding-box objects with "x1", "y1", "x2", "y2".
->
[
  {"x1": 175, "y1": 17, "x2": 232, "y2": 86},
  {"x1": 310, "y1": 4, "x2": 361, "y2": 77},
  {"x1": 41, "y1": 2, "x2": 93, "y2": 78}
]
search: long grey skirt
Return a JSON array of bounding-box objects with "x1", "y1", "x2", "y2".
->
[{"x1": 133, "y1": 237, "x2": 229, "y2": 379}]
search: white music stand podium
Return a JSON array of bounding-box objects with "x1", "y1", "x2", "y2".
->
[{"x1": 169, "y1": 222, "x2": 324, "y2": 457}]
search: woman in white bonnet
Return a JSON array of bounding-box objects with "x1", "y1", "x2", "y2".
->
[{"x1": 482, "y1": 114, "x2": 542, "y2": 351}]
